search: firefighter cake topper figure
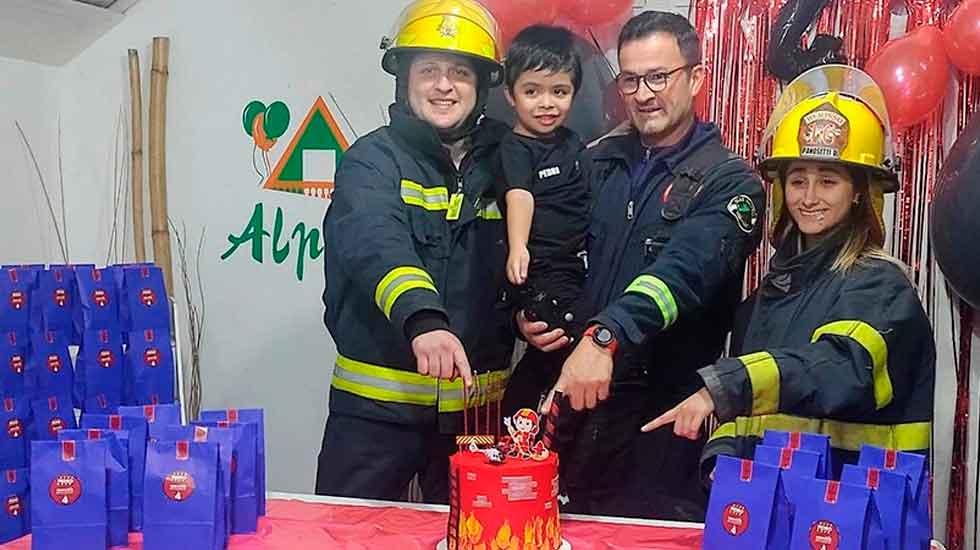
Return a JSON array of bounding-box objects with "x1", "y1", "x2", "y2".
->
[{"x1": 503, "y1": 408, "x2": 549, "y2": 461}]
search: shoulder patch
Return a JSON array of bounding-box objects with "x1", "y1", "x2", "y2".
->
[{"x1": 727, "y1": 195, "x2": 758, "y2": 234}]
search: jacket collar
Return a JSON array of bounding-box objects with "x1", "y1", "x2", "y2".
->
[
  {"x1": 388, "y1": 103, "x2": 507, "y2": 172},
  {"x1": 590, "y1": 119, "x2": 719, "y2": 173},
  {"x1": 764, "y1": 227, "x2": 848, "y2": 294}
]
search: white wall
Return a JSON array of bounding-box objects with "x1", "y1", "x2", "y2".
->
[
  {"x1": 54, "y1": 0, "x2": 409, "y2": 493},
  {"x1": 0, "y1": 55, "x2": 63, "y2": 263}
]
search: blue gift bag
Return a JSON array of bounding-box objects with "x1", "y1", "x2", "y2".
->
[
  {"x1": 200, "y1": 408, "x2": 265, "y2": 515},
  {"x1": 31, "y1": 440, "x2": 108, "y2": 550},
  {"x1": 0, "y1": 397, "x2": 31, "y2": 469},
  {"x1": 192, "y1": 421, "x2": 258, "y2": 533},
  {"x1": 0, "y1": 269, "x2": 33, "y2": 331},
  {"x1": 858, "y1": 446, "x2": 931, "y2": 550},
  {"x1": 0, "y1": 468, "x2": 28, "y2": 543},
  {"x1": 143, "y1": 440, "x2": 222, "y2": 550},
  {"x1": 28, "y1": 330, "x2": 74, "y2": 404},
  {"x1": 165, "y1": 425, "x2": 232, "y2": 542},
  {"x1": 704, "y1": 456, "x2": 791, "y2": 550},
  {"x1": 123, "y1": 266, "x2": 171, "y2": 330},
  {"x1": 74, "y1": 328, "x2": 124, "y2": 414},
  {"x1": 36, "y1": 267, "x2": 76, "y2": 339},
  {"x1": 788, "y1": 479, "x2": 886, "y2": 550},
  {"x1": 123, "y1": 329, "x2": 175, "y2": 406},
  {"x1": 76, "y1": 267, "x2": 121, "y2": 330},
  {"x1": 80, "y1": 413, "x2": 147, "y2": 531},
  {"x1": 59, "y1": 429, "x2": 130, "y2": 547},
  {"x1": 842, "y1": 464, "x2": 913, "y2": 550},
  {"x1": 0, "y1": 330, "x2": 29, "y2": 399}
]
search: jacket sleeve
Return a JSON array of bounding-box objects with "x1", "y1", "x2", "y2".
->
[
  {"x1": 324, "y1": 147, "x2": 448, "y2": 339},
  {"x1": 593, "y1": 160, "x2": 765, "y2": 347},
  {"x1": 698, "y1": 263, "x2": 935, "y2": 424}
]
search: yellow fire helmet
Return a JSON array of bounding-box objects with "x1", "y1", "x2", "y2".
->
[
  {"x1": 758, "y1": 65, "x2": 900, "y2": 246},
  {"x1": 381, "y1": 0, "x2": 504, "y2": 87}
]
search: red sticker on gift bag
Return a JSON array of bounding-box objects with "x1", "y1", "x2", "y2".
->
[
  {"x1": 9, "y1": 355, "x2": 23, "y2": 374},
  {"x1": 47, "y1": 354, "x2": 62, "y2": 373},
  {"x1": 98, "y1": 349, "x2": 114, "y2": 368},
  {"x1": 723, "y1": 502, "x2": 749, "y2": 536},
  {"x1": 809, "y1": 520, "x2": 840, "y2": 550},
  {"x1": 6, "y1": 495, "x2": 21, "y2": 517},
  {"x1": 163, "y1": 471, "x2": 195, "y2": 501},
  {"x1": 7, "y1": 419, "x2": 22, "y2": 439},
  {"x1": 92, "y1": 289, "x2": 109, "y2": 307},
  {"x1": 53, "y1": 288, "x2": 68, "y2": 307},
  {"x1": 141, "y1": 288, "x2": 156, "y2": 307},
  {"x1": 48, "y1": 417, "x2": 66, "y2": 437},
  {"x1": 49, "y1": 474, "x2": 82, "y2": 506},
  {"x1": 144, "y1": 348, "x2": 160, "y2": 367},
  {"x1": 8, "y1": 291, "x2": 24, "y2": 311}
]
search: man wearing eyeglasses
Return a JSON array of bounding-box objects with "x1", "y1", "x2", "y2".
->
[{"x1": 519, "y1": 12, "x2": 765, "y2": 520}]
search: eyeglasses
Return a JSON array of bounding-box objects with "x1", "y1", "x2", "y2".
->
[{"x1": 615, "y1": 65, "x2": 693, "y2": 95}]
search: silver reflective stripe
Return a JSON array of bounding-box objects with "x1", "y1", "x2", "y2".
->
[
  {"x1": 400, "y1": 181, "x2": 450, "y2": 210},
  {"x1": 333, "y1": 362, "x2": 435, "y2": 396},
  {"x1": 377, "y1": 272, "x2": 433, "y2": 315}
]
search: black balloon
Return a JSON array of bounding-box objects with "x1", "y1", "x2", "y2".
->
[
  {"x1": 766, "y1": 0, "x2": 846, "y2": 82},
  {"x1": 932, "y1": 110, "x2": 980, "y2": 309}
]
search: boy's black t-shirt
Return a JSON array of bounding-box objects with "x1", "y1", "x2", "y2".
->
[{"x1": 496, "y1": 127, "x2": 590, "y2": 280}]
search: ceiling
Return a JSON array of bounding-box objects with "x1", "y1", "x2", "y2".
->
[{"x1": 0, "y1": 0, "x2": 140, "y2": 66}]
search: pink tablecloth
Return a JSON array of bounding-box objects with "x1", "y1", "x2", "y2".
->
[{"x1": 1, "y1": 497, "x2": 704, "y2": 550}]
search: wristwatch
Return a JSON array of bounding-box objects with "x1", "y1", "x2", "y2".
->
[{"x1": 584, "y1": 323, "x2": 618, "y2": 355}]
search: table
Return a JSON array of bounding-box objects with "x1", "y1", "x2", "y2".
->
[{"x1": 1, "y1": 492, "x2": 705, "y2": 549}]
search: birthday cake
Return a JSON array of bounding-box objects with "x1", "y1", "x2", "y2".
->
[{"x1": 446, "y1": 408, "x2": 563, "y2": 550}]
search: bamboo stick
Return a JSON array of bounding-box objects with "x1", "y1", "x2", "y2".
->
[
  {"x1": 148, "y1": 37, "x2": 174, "y2": 295},
  {"x1": 128, "y1": 49, "x2": 147, "y2": 262}
]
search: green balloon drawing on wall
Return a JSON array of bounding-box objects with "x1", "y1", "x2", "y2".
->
[
  {"x1": 263, "y1": 101, "x2": 290, "y2": 139},
  {"x1": 242, "y1": 100, "x2": 267, "y2": 136}
]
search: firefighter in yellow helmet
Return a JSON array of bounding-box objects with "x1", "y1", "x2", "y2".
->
[
  {"x1": 642, "y1": 65, "x2": 935, "y2": 478},
  {"x1": 316, "y1": 0, "x2": 515, "y2": 501}
]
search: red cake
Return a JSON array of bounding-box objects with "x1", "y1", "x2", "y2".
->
[{"x1": 447, "y1": 449, "x2": 561, "y2": 550}]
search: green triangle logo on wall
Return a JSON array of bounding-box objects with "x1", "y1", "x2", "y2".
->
[{"x1": 263, "y1": 96, "x2": 351, "y2": 199}]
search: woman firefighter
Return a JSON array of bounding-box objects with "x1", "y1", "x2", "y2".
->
[{"x1": 642, "y1": 65, "x2": 935, "y2": 478}]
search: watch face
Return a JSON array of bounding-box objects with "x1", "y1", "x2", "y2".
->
[{"x1": 594, "y1": 327, "x2": 613, "y2": 345}]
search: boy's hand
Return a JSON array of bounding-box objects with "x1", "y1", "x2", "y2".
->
[{"x1": 507, "y1": 246, "x2": 531, "y2": 285}]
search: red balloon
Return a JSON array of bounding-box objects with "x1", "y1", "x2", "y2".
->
[
  {"x1": 481, "y1": 0, "x2": 560, "y2": 54},
  {"x1": 865, "y1": 25, "x2": 950, "y2": 129},
  {"x1": 943, "y1": 0, "x2": 980, "y2": 76},
  {"x1": 557, "y1": 0, "x2": 632, "y2": 53},
  {"x1": 563, "y1": 0, "x2": 633, "y2": 27}
]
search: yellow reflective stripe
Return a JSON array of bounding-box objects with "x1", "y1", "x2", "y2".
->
[
  {"x1": 811, "y1": 320, "x2": 893, "y2": 410},
  {"x1": 741, "y1": 351, "x2": 779, "y2": 416},
  {"x1": 624, "y1": 275, "x2": 678, "y2": 327},
  {"x1": 475, "y1": 200, "x2": 503, "y2": 220},
  {"x1": 718, "y1": 413, "x2": 930, "y2": 452},
  {"x1": 374, "y1": 267, "x2": 437, "y2": 319},
  {"x1": 447, "y1": 193, "x2": 464, "y2": 220},
  {"x1": 401, "y1": 179, "x2": 450, "y2": 211},
  {"x1": 383, "y1": 280, "x2": 437, "y2": 318},
  {"x1": 438, "y1": 371, "x2": 509, "y2": 412},
  {"x1": 708, "y1": 421, "x2": 737, "y2": 443},
  {"x1": 331, "y1": 354, "x2": 510, "y2": 410}
]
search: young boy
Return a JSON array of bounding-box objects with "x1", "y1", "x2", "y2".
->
[{"x1": 497, "y1": 25, "x2": 591, "y2": 419}]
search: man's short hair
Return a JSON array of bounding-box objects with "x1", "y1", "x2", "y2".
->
[
  {"x1": 617, "y1": 11, "x2": 701, "y2": 66},
  {"x1": 504, "y1": 25, "x2": 582, "y2": 93}
]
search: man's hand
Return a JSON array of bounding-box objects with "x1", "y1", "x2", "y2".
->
[
  {"x1": 411, "y1": 330, "x2": 473, "y2": 387},
  {"x1": 516, "y1": 310, "x2": 570, "y2": 352},
  {"x1": 641, "y1": 388, "x2": 715, "y2": 439},
  {"x1": 553, "y1": 338, "x2": 613, "y2": 411},
  {"x1": 506, "y1": 246, "x2": 531, "y2": 286}
]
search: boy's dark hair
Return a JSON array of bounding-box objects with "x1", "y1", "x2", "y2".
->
[
  {"x1": 504, "y1": 25, "x2": 582, "y2": 93},
  {"x1": 618, "y1": 11, "x2": 701, "y2": 66}
]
